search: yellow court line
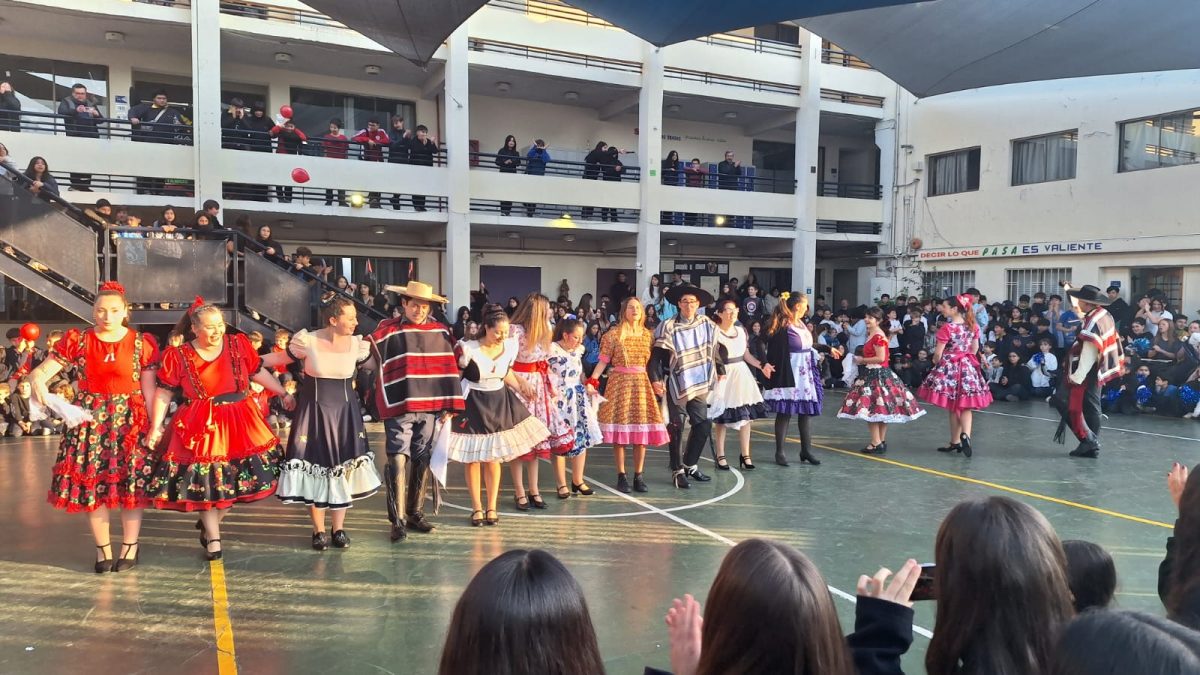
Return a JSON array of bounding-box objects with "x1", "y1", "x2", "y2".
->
[
  {"x1": 750, "y1": 429, "x2": 1173, "y2": 529},
  {"x1": 209, "y1": 560, "x2": 239, "y2": 675}
]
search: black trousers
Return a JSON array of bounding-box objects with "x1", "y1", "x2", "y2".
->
[
  {"x1": 1051, "y1": 371, "x2": 1101, "y2": 448},
  {"x1": 665, "y1": 395, "x2": 712, "y2": 472},
  {"x1": 383, "y1": 414, "x2": 436, "y2": 524}
]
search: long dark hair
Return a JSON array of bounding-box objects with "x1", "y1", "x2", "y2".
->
[
  {"x1": 697, "y1": 539, "x2": 853, "y2": 675},
  {"x1": 438, "y1": 549, "x2": 604, "y2": 675},
  {"x1": 1169, "y1": 465, "x2": 1200, "y2": 626},
  {"x1": 480, "y1": 303, "x2": 509, "y2": 331},
  {"x1": 1050, "y1": 610, "x2": 1200, "y2": 675},
  {"x1": 927, "y1": 497, "x2": 1074, "y2": 675},
  {"x1": 502, "y1": 134, "x2": 516, "y2": 151},
  {"x1": 24, "y1": 155, "x2": 49, "y2": 179},
  {"x1": 1062, "y1": 540, "x2": 1116, "y2": 613}
]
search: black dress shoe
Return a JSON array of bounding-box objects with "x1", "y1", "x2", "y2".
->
[
  {"x1": 312, "y1": 532, "x2": 330, "y2": 551},
  {"x1": 1069, "y1": 442, "x2": 1099, "y2": 458},
  {"x1": 95, "y1": 543, "x2": 113, "y2": 574},
  {"x1": 113, "y1": 542, "x2": 139, "y2": 572},
  {"x1": 571, "y1": 482, "x2": 594, "y2": 496},
  {"x1": 331, "y1": 530, "x2": 351, "y2": 549},
  {"x1": 959, "y1": 434, "x2": 973, "y2": 458},
  {"x1": 406, "y1": 512, "x2": 436, "y2": 533},
  {"x1": 799, "y1": 449, "x2": 821, "y2": 465},
  {"x1": 774, "y1": 451, "x2": 790, "y2": 467},
  {"x1": 205, "y1": 539, "x2": 223, "y2": 561},
  {"x1": 686, "y1": 467, "x2": 711, "y2": 482},
  {"x1": 616, "y1": 473, "x2": 631, "y2": 493},
  {"x1": 514, "y1": 494, "x2": 531, "y2": 511},
  {"x1": 936, "y1": 443, "x2": 961, "y2": 453},
  {"x1": 673, "y1": 471, "x2": 690, "y2": 489},
  {"x1": 529, "y1": 493, "x2": 548, "y2": 509},
  {"x1": 715, "y1": 455, "x2": 730, "y2": 471},
  {"x1": 390, "y1": 523, "x2": 408, "y2": 542},
  {"x1": 633, "y1": 473, "x2": 648, "y2": 492},
  {"x1": 739, "y1": 455, "x2": 756, "y2": 470}
]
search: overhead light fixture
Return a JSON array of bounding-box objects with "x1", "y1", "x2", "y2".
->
[
  {"x1": 364, "y1": 64, "x2": 381, "y2": 76},
  {"x1": 563, "y1": 91, "x2": 580, "y2": 101},
  {"x1": 666, "y1": 104, "x2": 681, "y2": 113},
  {"x1": 495, "y1": 81, "x2": 512, "y2": 93},
  {"x1": 724, "y1": 241, "x2": 737, "y2": 249},
  {"x1": 105, "y1": 31, "x2": 125, "y2": 43},
  {"x1": 274, "y1": 52, "x2": 293, "y2": 64},
  {"x1": 665, "y1": 238, "x2": 678, "y2": 247},
  {"x1": 505, "y1": 231, "x2": 521, "y2": 239},
  {"x1": 723, "y1": 111, "x2": 738, "y2": 120},
  {"x1": 562, "y1": 213, "x2": 572, "y2": 220},
  {"x1": 713, "y1": 215, "x2": 727, "y2": 226},
  {"x1": 563, "y1": 234, "x2": 577, "y2": 242},
  {"x1": 277, "y1": 219, "x2": 295, "y2": 229},
  {"x1": 373, "y1": 226, "x2": 386, "y2": 235},
  {"x1": 348, "y1": 193, "x2": 365, "y2": 208}
]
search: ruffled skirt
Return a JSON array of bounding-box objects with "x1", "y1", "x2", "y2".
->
[
  {"x1": 838, "y1": 367, "x2": 926, "y2": 423},
  {"x1": 513, "y1": 367, "x2": 574, "y2": 459},
  {"x1": 555, "y1": 383, "x2": 603, "y2": 456},
  {"x1": 598, "y1": 371, "x2": 669, "y2": 446},
  {"x1": 765, "y1": 350, "x2": 824, "y2": 416},
  {"x1": 918, "y1": 354, "x2": 993, "y2": 412},
  {"x1": 448, "y1": 387, "x2": 551, "y2": 463},
  {"x1": 47, "y1": 392, "x2": 152, "y2": 513},
  {"x1": 708, "y1": 362, "x2": 768, "y2": 429}
]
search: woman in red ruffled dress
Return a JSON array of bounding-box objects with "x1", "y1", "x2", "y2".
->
[
  {"x1": 144, "y1": 300, "x2": 294, "y2": 561},
  {"x1": 27, "y1": 282, "x2": 159, "y2": 573}
]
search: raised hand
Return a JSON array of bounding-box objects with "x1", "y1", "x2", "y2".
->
[
  {"x1": 857, "y1": 559, "x2": 922, "y2": 608},
  {"x1": 1169, "y1": 462, "x2": 1190, "y2": 509},
  {"x1": 664, "y1": 594, "x2": 703, "y2": 675}
]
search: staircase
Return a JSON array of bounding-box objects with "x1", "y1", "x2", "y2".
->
[{"x1": 0, "y1": 169, "x2": 384, "y2": 335}]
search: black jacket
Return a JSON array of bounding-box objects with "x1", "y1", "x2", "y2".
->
[
  {"x1": 57, "y1": 95, "x2": 102, "y2": 138},
  {"x1": 408, "y1": 138, "x2": 439, "y2": 166},
  {"x1": 765, "y1": 325, "x2": 828, "y2": 390},
  {"x1": 128, "y1": 103, "x2": 185, "y2": 143},
  {"x1": 388, "y1": 132, "x2": 410, "y2": 164},
  {"x1": 241, "y1": 113, "x2": 274, "y2": 152},
  {"x1": 602, "y1": 152, "x2": 624, "y2": 181},
  {"x1": 717, "y1": 159, "x2": 741, "y2": 189},
  {"x1": 661, "y1": 157, "x2": 679, "y2": 185},
  {"x1": 0, "y1": 90, "x2": 20, "y2": 132},
  {"x1": 583, "y1": 149, "x2": 606, "y2": 180},
  {"x1": 495, "y1": 146, "x2": 520, "y2": 173},
  {"x1": 221, "y1": 111, "x2": 250, "y2": 149},
  {"x1": 1159, "y1": 519, "x2": 1200, "y2": 629}
]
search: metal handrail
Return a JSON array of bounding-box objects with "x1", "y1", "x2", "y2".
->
[
  {"x1": 467, "y1": 38, "x2": 642, "y2": 73},
  {"x1": 225, "y1": 129, "x2": 449, "y2": 166},
  {"x1": 660, "y1": 163, "x2": 797, "y2": 195},
  {"x1": 694, "y1": 33, "x2": 802, "y2": 58},
  {"x1": 821, "y1": 48, "x2": 873, "y2": 70},
  {"x1": 470, "y1": 199, "x2": 639, "y2": 223},
  {"x1": 4, "y1": 109, "x2": 194, "y2": 144},
  {"x1": 664, "y1": 67, "x2": 800, "y2": 96},
  {"x1": 470, "y1": 151, "x2": 642, "y2": 180},
  {"x1": 820, "y1": 89, "x2": 886, "y2": 108},
  {"x1": 816, "y1": 221, "x2": 882, "y2": 235},
  {"x1": 817, "y1": 182, "x2": 882, "y2": 199},
  {"x1": 659, "y1": 211, "x2": 794, "y2": 230},
  {"x1": 218, "y1": 0, "x2": 347, "y2": 28}
]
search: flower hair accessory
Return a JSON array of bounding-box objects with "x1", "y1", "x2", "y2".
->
[
  {"x1": 187, "y1": 296, "x2": 207, "y2": 316},
  {"x1": 98, "y1": 281, "x2": 126, "y2": 296},
  {"x1": 780, "y1": 291, "x2": 791, "y2": 301},
  {"x1": 956, "y1": 293, "x2": 973, "y2": 310}
]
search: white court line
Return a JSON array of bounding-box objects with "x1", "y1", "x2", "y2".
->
[
  {"x1": 584, "y1": 469, "x2": 936, "y2": 640},
  {"x1": 977, "y1": 409, "x2": 1200, "y2": 443}
]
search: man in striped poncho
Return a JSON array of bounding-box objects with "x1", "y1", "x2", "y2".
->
[
  {"x1": 650, "y1": 284, "x2": 725, "y2": 489},
  {"x1": 369, "y1": 281, "x2": 465, "y2": 541}
]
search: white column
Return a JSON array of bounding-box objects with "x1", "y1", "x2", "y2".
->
[
  {"x1": 635, "y1": 43, "x2": 665, "y2": 294},
  {"x1": 443, "y1": 26, "x2": 471, "y2": 309},
  {"x1": 874, "y1": 117, "x2": 899, "y2": 297},
  {"x1": 191, "y1": 1, "x2": 222, "y2": 209},
  {"x1": 791, "y1": 31, "x2": 822, "y2": 295}
]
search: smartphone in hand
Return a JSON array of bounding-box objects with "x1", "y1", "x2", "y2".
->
[{"x1": 910, "y1": 563, "x2": 936, "y2": 601}]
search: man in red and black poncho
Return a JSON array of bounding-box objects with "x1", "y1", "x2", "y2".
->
[
  {"x1": 369, "y1": 280, "x2": 464, "y2": 541},
  {"x1": 1050, "y1": 284, "x2": 1124, "y2": 459}
]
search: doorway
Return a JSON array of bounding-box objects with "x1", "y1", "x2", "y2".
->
[
  {"x1": 833, "y1": 269, "x2": 859, "y2": 307},
  {"x1": 480, "y1": 265, "x2": 541, "y2": 308}
]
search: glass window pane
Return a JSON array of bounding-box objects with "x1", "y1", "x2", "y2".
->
[{"x1": 1120, "y1": 119, "x2": 1159, "y2": 172}]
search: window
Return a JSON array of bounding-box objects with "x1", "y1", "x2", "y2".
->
[
  {"x1": 1119, "y1": 109, "x2": 1200, "y2": 172},
  {"x1": 290, "y1": 87, "x2": 415, "y2": 139},
  {"x1": 1130, "y1": 267, "x2": 1183, "y2": 311},
  {"x1": 0, "y1": 54, "x2": 109, "y2": 120},
  {"x1": 927, "y1": 148, "x2": 980, "y2": 196},
  {"x1": 1012, "y1": 131, "x2": 1077, "y2": 185},
  {"x1": 1005, "y1": 268, "x2": 1072, "y2": 303},
  {"x1": 921, "y1": 270, "x2": 976, "y2": 299}
]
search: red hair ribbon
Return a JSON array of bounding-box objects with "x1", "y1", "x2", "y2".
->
[
  {"x1": 956, "y1": 293, "x2": 974, "y2": 310},
  {"x1": 98, "y1": 281, "x2": 126, "y2": 296},
  {"x1": 188, "y1": 296, "x2": 206, "y2": 315}
]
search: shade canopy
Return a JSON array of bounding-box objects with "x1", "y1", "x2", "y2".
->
[{"x1": 304, "y1": 0, "x2": 489, "y2": 65}]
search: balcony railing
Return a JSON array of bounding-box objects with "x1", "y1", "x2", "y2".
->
[
  {"x1": 817, "y1": 220, "x2": 883, "y2": 235},
  {"x1": 820, "y1": 89, "x2": 886, "y2": 108},
  {"x1": 225, "y1": 130, "x2": 448, "y2": 166},
  {"x1": 818, "y1": 182, "x2": 882, "y2": 199},
  {"x1": 218, "y1": 1, "x2": 347, "y2": 28},
  {"x1": 660, "y1": 212, "x2": 795, "y2": 230},
  {"x1": 471, "y1": 152, "x2": 642, "y2": 180},
  {"x1": 665, "y1": 67, "x2": 801, "y2": 96},
  {"x1": 693, "y1": 33, "x2": 802, "y2": 58},
  {"x1": 470, "y1": 199, "x2": 638, "y2": 223},
  {"x1": 3, "y1": 110, "x2": 193, "y2": 144},
  {"x1": 221, "y1": 183, "x2": 447, "y2": 212},
  {"x1": 467, "y1": 38, "x2": 642, "y2": 73},
  {"x1": 661, "y1": 164, "x2": 796, "y2": 195},
  {"x1": 821, "y1": 48, "x2": 873, "y2": 70},
  {"x1": 49, "y1": 172, "x2": 196, "y2": 197}
]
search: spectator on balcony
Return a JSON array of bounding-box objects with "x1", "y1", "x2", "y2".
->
[
  {"x1": 221, "y1": 97, "x2": 249, "y2": 150},
  {"x1": 0, "y1": 81, "x2": 20, "y2": 133},
  {"x1": 57, "y1": 83, "x2": 102, "y2": 190},
  {"x1": 150, "y1": 206, "x2": 183, "y2": 239},
  {"x1": 601, "y1": 146, "x2": 624, "y2": 222},
  {"x1": 270, "y1": 119, "x2": 308, "y2": 203},
  {"x1": 251, "y1": 221, "x2": 285, "y2": 262},
  {"x1": 352, "y1": 119, "x2": 389, "y2": 208},
  {"x1": 495, "y1": 134, "x2": 520, "y2": 216},
  {"x1": 524, "y1": 138, "x2": 550, "y2": 217},
  {"x1": 129, "y1": 90, "x2": 185, "y2": 144},
  {"x1": 580, "y1": 141, "x2": 607, "y2": 220},
  {"x1": 243, "y1": 101, "x2": 273, "y2": 152},
  {"x1": 407, "y1": 125, "x2": 440, "y2": 212},
  {"x1": 717, "y1": 150, "x2": 742, "y2": 190},
  {"x1": 23, "y1": 156, "x2": 59, "y2": 197},
  {"x1": 661, "y1": 150, "x2": 681, "y2": 185},
  {"x1": 202, "y1": 199, "x2": 222, "y2": 229},
  {"x1": 387, "y1": 117, "x2": 412, "y2": 209},
  {"x1": 319, "y1": 118, "x2": 349, "y2": 206},
  {"x1": 683, "y1": 158, "x2": 707, "y2": 226}
]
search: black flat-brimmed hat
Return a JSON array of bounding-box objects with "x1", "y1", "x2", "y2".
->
[
  {"x1": 664, "y1": 284, "x2": 714, "y2": 307},
  {"x1": 1066, "y1": 284, "x2": 1111, "y2": 306}
]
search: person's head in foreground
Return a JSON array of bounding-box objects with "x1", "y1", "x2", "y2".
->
[{"x1": 1049, "y1": 610, "x2": 1200, "y2": 675}]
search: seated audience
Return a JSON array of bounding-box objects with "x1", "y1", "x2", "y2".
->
[{"x1": 1062, "y1": 540, "x2": 1116, "y2": 612}]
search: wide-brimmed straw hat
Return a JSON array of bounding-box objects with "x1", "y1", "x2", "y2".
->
[{"x1": 384, "y1": 280, "x2": 448, "y2": 304}]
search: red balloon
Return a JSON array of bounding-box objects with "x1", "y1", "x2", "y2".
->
[
  {"x1": 291, "y1": 168, "x2": 310, "y2": 184},
  {"x1": 20, "y1": 322, "x2": 40, "y2": 341},
  {"x1": 279, "y1": 104, "x2": 293, "y2": 119}
]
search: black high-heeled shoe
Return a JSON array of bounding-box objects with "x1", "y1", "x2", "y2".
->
[
  {"x1": 95, "y1": 543, "x2": 113, "y2": 574},
  {"x1": 774, "y1": 450, "x2": 789, "y2": 467},
  {"x1": 529, "y1": 493, "x2": 547, "y2": 509},
  {"x1": 484, "y1": 509, "x2": 499, "y2": 526},
  {"x1": 556, "y1": 485, "x2": 571, "y2": 499},
  {"x1": 936, "y1": 443, "x2": 961, "y2": 453},
  {"x1": 799, "y1": 449, "x2": 821, "y2": 465},
  {"x1": 959, "y1": 433, "x2": 973, "y2": 458},
  {"x1": 113, "y1": 542, "x2": 139, "y2": 572},
  {"x1": 205, "y1": 539, "x2": 223, "y2": 561},
  {"x1": 571, "y1": 482, "x2": 594, "y2": 496},
  {"x1": 470, "y1": 510, "x2": 484, "y2": 527},
  {"x1": 514, "y1": 494, "x2": 530, "y2": 511},
  {"x1": 715, "y1": 455, "x2": 730, "y2": 471},
  {"x1": 739, "y1": 455, "x2": 756, "y2": 470}
]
